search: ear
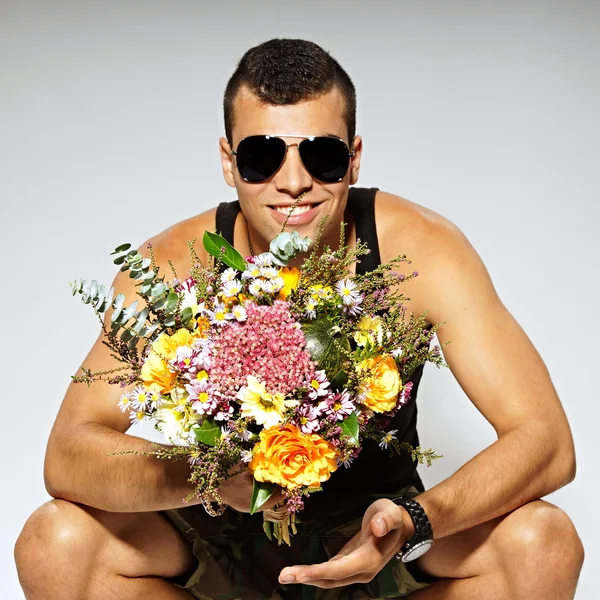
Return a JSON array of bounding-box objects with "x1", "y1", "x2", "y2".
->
[
  {"x1": 219, "y1": 137, "x2": 236, "y2": 188},
  {"x1": 349, "y1": 135, "x2": 362, "y2": 185}
]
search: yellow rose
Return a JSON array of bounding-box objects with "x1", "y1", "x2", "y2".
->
[
  {"x1": 249, "y1": 424, "x2": 339, "y2": 489},
  {"x1": 356, "y1": 354, "x2": 402, "y2": 413},
  {"x1": 353, "y1": 315, "x2": 384, "y2": 347},
  {"x1": 278, "y1": 267, "x2": 302, "y2": 300},
  {"x1": 140, "y1": 328, "x2": 195, "y2": 393}
]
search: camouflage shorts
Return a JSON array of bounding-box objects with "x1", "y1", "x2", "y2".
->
[{"x1": 162, "y1": 486, "x2": 435, "y2": 600}]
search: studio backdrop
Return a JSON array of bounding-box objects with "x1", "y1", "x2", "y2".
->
[{"x1": 1, "y1": 1, "x2": 598, "y2": 598}]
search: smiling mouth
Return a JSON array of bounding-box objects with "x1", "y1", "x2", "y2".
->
[{"x1": 272, "y1": 204, "x2": 316, "y2": 216}]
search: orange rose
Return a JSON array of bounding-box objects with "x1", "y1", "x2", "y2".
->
[
  {"x1": 356, "y1": 354, "x2": 402, "y2": 413},
  {"x1": 249, "y1": 424, "x2": 339, "y2": 489},
  {"x1": 278, "y1": 267, "x2": 302, "y2": 300}
]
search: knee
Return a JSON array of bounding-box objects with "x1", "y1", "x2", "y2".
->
[
  {"x1": 498, "y1": 501, "x2": 584, "y2": 575},
  {"x1": 15, "y1": 500, "x2": 97, "y2": 590}
]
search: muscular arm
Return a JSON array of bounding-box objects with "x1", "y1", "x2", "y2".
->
[
  {"x1": 45, "y1": 214, "x2": 212, "y2": 513},
  {"x1": 392, "y1": 204, "x2": 576, "y2": 540}
]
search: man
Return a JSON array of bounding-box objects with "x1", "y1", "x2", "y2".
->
[{"x1": 15, "y1": 38, "x2": 583, "y2": 599}]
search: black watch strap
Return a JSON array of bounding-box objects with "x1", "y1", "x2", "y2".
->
[{"x1": 391, "y1": 497, "x2": 433, "y2": 560}]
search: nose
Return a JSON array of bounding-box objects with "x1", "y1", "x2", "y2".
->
[{"x1": 272, "y1": 143, "x2": 313, "y2": 197}]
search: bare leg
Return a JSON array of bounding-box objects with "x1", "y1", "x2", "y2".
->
[
  {"x1": 410, "y1": 500, "x2": 584, "y2": 599},
  {"x1": 15, "y1": 499, "x2": 197, "y2": 600}
]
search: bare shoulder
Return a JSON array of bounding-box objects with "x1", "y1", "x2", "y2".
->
[
  {"x1": 374, "y1": 190, "x2": 494, "y2": 319},
  {"x1": 145, "y1": 207, "x2": 218, "y2": 275}
]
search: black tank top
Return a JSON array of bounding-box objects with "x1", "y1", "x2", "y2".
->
[{"x1": 215, "y1": 187, "x2": 426, "y2": 517}]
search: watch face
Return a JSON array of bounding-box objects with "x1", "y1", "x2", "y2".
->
[{"x1": 401, "y1": 540, "x2": 434, "y2": 562}]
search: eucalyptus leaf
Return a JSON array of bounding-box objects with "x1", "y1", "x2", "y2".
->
[
  {"x1": 193, "y1": 418, "x2": 221, "y2": 447},
  {"x1": 141, "y1": 257, "x2": 152, "y2": 269},
  {"x1": 120, "y1": 301, "x2": 139, "y2": 324},
  {"x1": 113, "y1": 255, "x2": 127, "y2": 265},
  {"x1": 250, "y1": 480, "x2": 277, "y2": 515},
  {"x1": 89, "y1": 280, "x2": 98, "y2": 300},
  {"x1": 132, "y1": 309, "x2": 149, "y2": 333},
  {"x1": 163, "y1": 317, "x2": 176, "y2": 327},
  {"x1": 340, "y1": 411, "x2": 359, "y2": 445},
  {"x1": 152, "y1": 298, "x2": 166, "y2": 310},
  {"x1": 113, "y1": 294, "x2": 125, "y2": 310},
  {"x1": 120, "y1": 264, "x2": 130, "y2": 272},
  {"x1": 151, "y1": 282, "x2": 167, "y2": 297},
  {"x1": 203, "y1": 231, "x2": 247, "y2": 272},
  {"x1": 112, "y1": 243, "x2": 131, "y2": 254},
  {"x1": 142, "y1": 270, "x2": 155, "y2": 282},
  {"x1": 121, "y1": 329, "x2": 133, "y2": 343},
  {"x1": 94, "y1": 294, "x2": 105, "y2": 311},
  {"x1": 139, "y1": 283, "x2": 152, "y2": 295}
]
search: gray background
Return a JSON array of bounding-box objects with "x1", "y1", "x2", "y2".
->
[{"x1": 1, "y1": 1, "x2": 598, "y2": 597}]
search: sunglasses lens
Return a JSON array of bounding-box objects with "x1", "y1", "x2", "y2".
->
[
  {"x1": 235, "y1": 136, "x2": 287, "y2": 183},
  {"x1": 299, "y1": 137, "x2": 351, "y2": 183}
]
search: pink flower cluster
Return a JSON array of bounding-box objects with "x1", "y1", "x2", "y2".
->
[{"x1": 210, "y1": 301, "x2": 315, "y2": 400}]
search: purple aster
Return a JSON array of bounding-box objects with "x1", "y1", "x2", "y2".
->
[
  {"x1": 295, "y1": 403, "x2": 320, "y2": 434},
  {"x1": 306, "y1": 370, "x2": 330, "y2": 401},
  {"x1": 318, "y1": 390, "x2": 355, "y2": 421},
  {"x1": 185, "y1": 379, "x2": 218, "y2": 416}
]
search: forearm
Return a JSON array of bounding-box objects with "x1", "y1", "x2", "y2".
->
[
  {"x1": 416, "y1": 422, "x2": 575, "y2": 540},
  {"x1": 44, "y1": 421, "x2": 198, "y2": 513}
]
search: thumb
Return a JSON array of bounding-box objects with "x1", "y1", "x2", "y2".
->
[{"x1": 370, "y1": 502, "x2": 406, "y2": 538}]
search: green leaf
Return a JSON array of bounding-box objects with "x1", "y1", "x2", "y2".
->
[
  {"x1": 193, "y1": 418, "x2": 221, "y2": 447},
  {"x1": 139, "y1": 283, "x2": 152, "y2": 295},
  {"x1": 152, "y1": 297, "x2": 166, "y2": 310},
  {"x1": 180, "y1": 306, "x2": 193, "y2": 325},
  {"x1": 164, "y1": 291, "x2": 179, "y2": 312},
  {"x1": 329, "y1": 370, "x2": 348, "y2": 391},
  {"x1": 142, "y1": 270, "x2": 155, "y2": 282},
  {"x1": 121, "y1": 329, "x2": 134, "y2": 343},
  {"x1": 340, "y1": 411, "x2": 359, "y2": 445},
  {"x1": 250, "y1": 480, "x2": 277, "y2": 515},
  {"x1": 132, "y1": 308, "x2": 149, "y2": 333},
  {"x1": 113, "y1": 293, "x2": 125, "y2": 310},
  {"x1": 119, "y1": 301, "x2": 138, "y2": 324},
  {"x1": 112, "y1": 243, "x2": 131, "y2": 254},
  {"x1": 113, "y1": 254, "x2": 127, "y2": 265},
  {"x1": 151, "y1": 282, "x2": 167, "y2": 297},
  {"x1": 202, "y1": 231, "x2": 247, "y2": 272}
]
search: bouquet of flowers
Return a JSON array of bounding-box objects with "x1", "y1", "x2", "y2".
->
[{"x1": 71, "y1": 216, "x2": 446, "y2": 544}]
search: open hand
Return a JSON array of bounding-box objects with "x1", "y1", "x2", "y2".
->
[{"x1": 278, "y1": 498, "x2": 412, "y2": 588}]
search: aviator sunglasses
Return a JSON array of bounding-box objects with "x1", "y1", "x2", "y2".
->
[{"x1": 231, "y1": 134, "x2": 355, "y2": 184}]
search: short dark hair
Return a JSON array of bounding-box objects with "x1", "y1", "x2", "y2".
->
[{"x1": 224, "y1": 38, "x2": 356, "y2": 145}]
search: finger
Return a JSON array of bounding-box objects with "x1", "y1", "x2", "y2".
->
[
  {"x1": 370, "y1": 501, "x2": 405, "y2": 537},
  {"x1": 293, "y1": 546, "x2": 377, "y2": 583},
  {"x1": 291, "y1": 574, "x2": 375, "y2": 589}
]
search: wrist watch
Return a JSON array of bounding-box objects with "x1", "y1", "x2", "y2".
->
[{"x1": 391, "y1": 497, "x2": 434, "y2": 562}]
